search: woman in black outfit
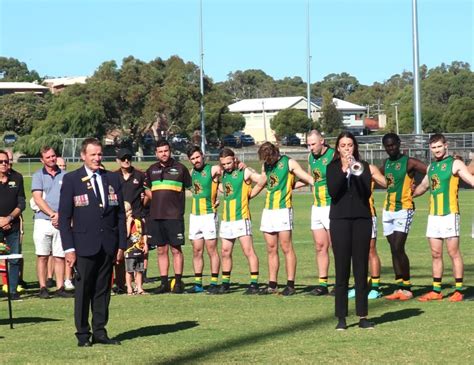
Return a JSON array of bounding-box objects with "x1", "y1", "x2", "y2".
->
[{"x1": 326, "y1": 132, "x2": 374, "y2": 330}]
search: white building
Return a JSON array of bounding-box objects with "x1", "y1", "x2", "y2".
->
[
  {"x1": 228, "y1": 96, "x2": 367, "y2": 142},
  {"x1": 43, "y1": 76, "x2": 88, "y2": 94},
  {"x1": 0, "y1": 82, "x2": 49, "y2": 96}
]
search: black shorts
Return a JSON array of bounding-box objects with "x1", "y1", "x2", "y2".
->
[{"x1": 148, "y1": 219, "x2": 185, "y2": 247}]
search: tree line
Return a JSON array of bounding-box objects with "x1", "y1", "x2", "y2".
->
[{"x1": 0, "y1": 56, "x2": 472, "y2": 156}]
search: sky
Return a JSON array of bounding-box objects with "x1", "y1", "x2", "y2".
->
[{"x1": 0, "y1": 0, "x2": 472, "y2": 86}]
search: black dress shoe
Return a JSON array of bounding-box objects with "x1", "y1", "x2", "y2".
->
[
  {"x1": 92, "y1": 336, "x2": 121, "y2": 345},
  {"x1": 77, "y1": 340, "x2": 93, "y2": 347}
]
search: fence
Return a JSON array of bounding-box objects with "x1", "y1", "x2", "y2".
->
[{"x1": 14, "y1": 133, "x2": 474, "y2": 177}]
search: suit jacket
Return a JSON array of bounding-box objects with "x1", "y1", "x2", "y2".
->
[
  {"x1": 327, "y1": 159, "x2": 372, "y2": 220},
  {"x1": 58, "y1": 166, "x2": 127, "y2": 257}
]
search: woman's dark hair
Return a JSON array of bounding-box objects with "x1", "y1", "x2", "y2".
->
[{"x1": 333, "y1": 131, "x2": 360, "y2": 161}]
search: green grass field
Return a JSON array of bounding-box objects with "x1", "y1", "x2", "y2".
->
[{"x1": 1, "y1": 178, "x2": 473, "y2": 364}]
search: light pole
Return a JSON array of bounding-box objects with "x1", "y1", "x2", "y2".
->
[
  {"x1": 412, "y1": 0, "x2": 422, "y2": 134},
  {"x1": 391, "y1": 102, "x2": 400, "y2": 134},
  {"x1": 199, "y1": 0, "x2": 206, "y2": 153},
  {"x1": 306, "y1": 0, "x2": 311, "y2": 119}
]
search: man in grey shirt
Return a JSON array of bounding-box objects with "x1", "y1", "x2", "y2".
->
[{"x1": 31, "y1": 146, "x2": 73, "y2": 299}]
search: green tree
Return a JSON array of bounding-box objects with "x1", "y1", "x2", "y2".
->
[
  {"x1": 0, "y1": 57, "x2": 41, "y2": 82},
  {"x1": 442, "y1": 97, "x2": 474, "y2": 132},
  {"x1": 319, "y1": 92, "x2": 343, "y2": 136},
  {"x1": 270, "y1": 108, "x2": 312, "y2": 138},
  {"x1": 0, "y1": 93, "x2": 49, "y2": 135}
]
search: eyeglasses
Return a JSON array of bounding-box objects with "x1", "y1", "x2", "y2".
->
[
  {"x1": 0, "y1": 160, "x2": 9, "y2": 164},
  {"x1": 120, "y1": 156, "x2": 132, "y2": 162}
]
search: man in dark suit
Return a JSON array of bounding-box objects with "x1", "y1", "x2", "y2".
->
[{"x1": 59, "y1": 138, "x2": 126, "y2": 347}]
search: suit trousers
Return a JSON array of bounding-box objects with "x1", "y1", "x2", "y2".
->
[
  {"x1": 330, "y1": 218, "x2": 371, "y2": 318},
  {"x1": 75, "y1": 247, "x2": 114, "y2": 342}
]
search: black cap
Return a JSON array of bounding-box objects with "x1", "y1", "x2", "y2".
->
[{"x1": 117, "y1": 148, "x2": 133, "y2": 160}]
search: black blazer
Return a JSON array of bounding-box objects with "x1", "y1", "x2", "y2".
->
[
  {"x1": 327, "y1": 159, "x2": 372, "y2": 219},
  {"x1": 58, "y1": 166, "x2": 127, "y2": 256}
]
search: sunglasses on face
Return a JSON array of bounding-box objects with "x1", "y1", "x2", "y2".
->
[
  {"x1": 0, "y1": 160, "x2": 9, "y2": 164},
  {"x1": 120, "y1": 156, "x2": 132, "y2": 162}
]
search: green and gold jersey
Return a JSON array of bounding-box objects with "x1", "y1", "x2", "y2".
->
[
  {"x1": 428, "y1": 156, "x2": 459, "y2": 216},
  {"x1": 264, "y1": 155, "x2": 295, "y2": 209},
  {"x1": 384, "y1": 155, "x2": 414, "y2": 211},
  {"x1": 309, "y1": 147, "x2": 335, "y2": 207},
  {"x1": 221, "y1": 169, "x2": 251, "y2": 222},
  {"x1": 191, "y1": 164, "x2": 218, "y2": 215}
]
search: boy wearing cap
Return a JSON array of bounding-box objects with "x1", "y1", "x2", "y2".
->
[{"x1": 114, "y1": 148, "x2": 148, "y2": 292}]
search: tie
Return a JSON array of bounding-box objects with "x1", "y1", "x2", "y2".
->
[{"x1": 92, "y1": 173, "x2": 103, "y2": 206}]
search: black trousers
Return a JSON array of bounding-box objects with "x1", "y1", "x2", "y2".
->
[
  {"x1": 75, "y1": 248, "x2": 114, "y2": 342},
  {"x1": 330, "y1": 218, "x2": 371, "y2": 318}
]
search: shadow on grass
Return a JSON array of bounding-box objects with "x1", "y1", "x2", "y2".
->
[
  {"x1": 347, "y1": 308, "x2": 424, "y2": 328},
  {"x1": 0, "y1": 316, "x2": 62, "y2": 326},
  {"x1": 115, "y1": 321, "x2": 199, "y2": 341},
  {"x1": 154, "y1": 289, "x2": 432, "y2": 364}
]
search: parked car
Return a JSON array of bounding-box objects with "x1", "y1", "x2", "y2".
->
[
  {"x1": 240, "y1": 134, "x2": 255, "y2": 146},
  {"x1": 3, "y1": 134, "x2": 17, "y2": 145},
  {"x1": 222, "y1": 134, "x2": 242, "y2": 148},
  {"x1": 280, "y1": 135, "x2": 301, "y2": 146},
  {"x1": 171, "y1": 133, "x2": 188, "y2": 144}
]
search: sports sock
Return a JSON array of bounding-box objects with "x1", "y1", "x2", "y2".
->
[
  {"x1": 222, "y1": 271, "x2": 231, "y2": 287},
  {"x1": 319, "y1": 277, "x2": 328, "y2": 287},
  {"x1": 194, "y1": 273, "x2": 203, "y2": 287},
  {"x1": 455, "y1": 278, "x2": 463, "y2": 292},
  {"x1": 269, "y1": 281, "x2": 277, "y2": 289},
  {"x1": 287, "y1": 280, "x2": 295, "y2": 289},
  {"x1": 402, "y1": 278, "x2": 411, "y2": 291},
  {"x1": 395, "y1": 275, "x2": 403, "y2": 289},
  {"x1": 210, "y1": 273, "x2": 219, "y2": 286},
  {"x1": 175, "y1": 274, "x2": 182, "y2": 282},
  {"x1": 250, "y1": 272, "x2": 259, "y2": 286},
  {"x1": 432, "y1": 277, "x2": 442, "y2": 293},
  {"x1": 371, "y1": 276, "x2": 380, "y2": 291},
  {"x1": 160, "y1": 275, "x2": 168, "y2": 286}
]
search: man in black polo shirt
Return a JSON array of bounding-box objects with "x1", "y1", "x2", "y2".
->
[
  {"x1": 114, "y1": 148, "x2": 149, "y2": 291},
  {"x1": 145, "y1": 140, "x2": 191, "y2": 294},
  {"x1": 0, "y1": 150, "x2": 26, "y2": 300}
]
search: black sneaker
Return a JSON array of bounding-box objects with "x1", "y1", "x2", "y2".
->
[
  {"x1": 55, "y1": 286, "x2": 74, "y2": 298},
  {"x1": 206, "y1": 285, "x2": 219, "y2": 295},
  {"x1": 38, "y1": 286, "x2": 50, "y2": 299},
  {"x1": 243, "y1": 284, "x2": 259, "y2": 295},
  {"x1": 336, "y1": 318, "x2": 347, "y2": 331},
  {"x1": 11, "y1": 293, "x2": 22, "y2": 301},
  {"x1": 112, "y1": 286, "x2": 125, "y2": 295},
  {"x1": 154, "y1": 283, "x2": 170, "y2": 294},
  {"x1": 218, "y1": 283, "x2": 231, "y2": 294},
  {"x1": 280, "y1": 286, "x2": 296, "y2": 296},
  {"x1": 46, "y1": 278, "x2": 55, "y2": 288},
  {"x1": 359, "y1": 318, "x2": 375, "y2": 330},
  {"x1": 307, "y1": 285, "x2": 329, "y2": 296},
  {"x1": 171, "y1": 280, "x2": 185, "y2": 294},
  {"x1": 258, "y1": 286, "x2": 278, "y2": 295}
]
